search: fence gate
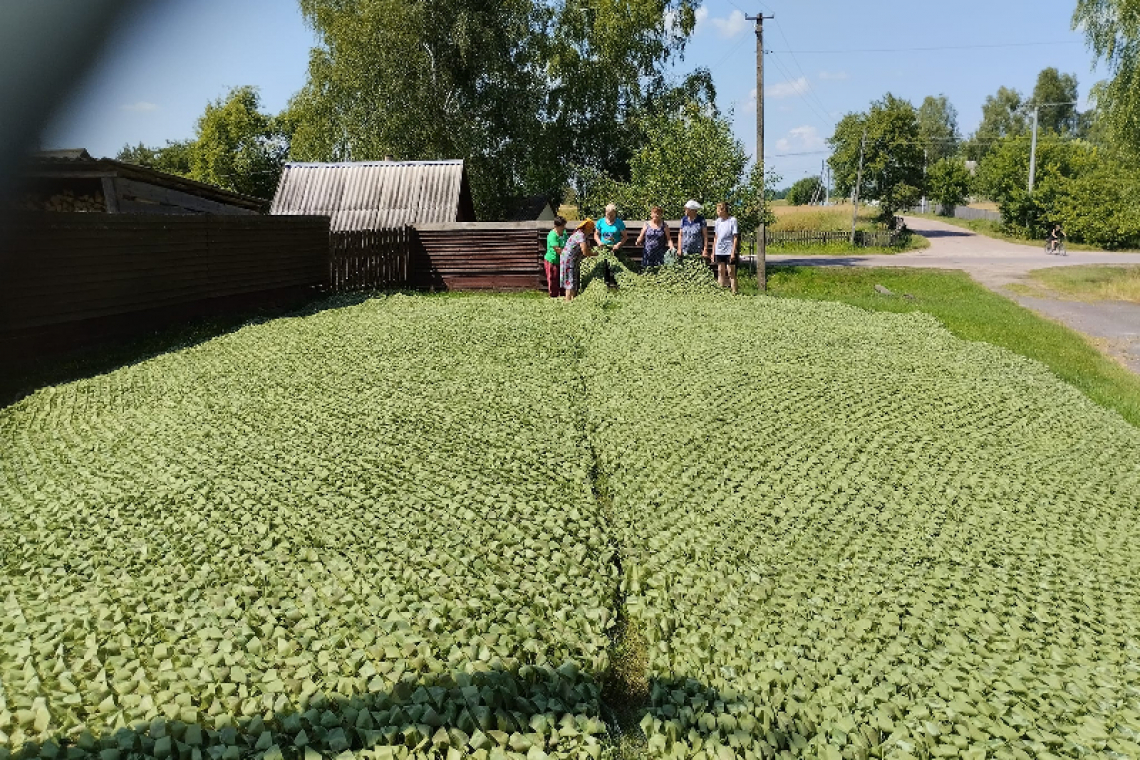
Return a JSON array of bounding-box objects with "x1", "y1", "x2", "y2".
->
[{"x1": 329, "y1": 227, "x2": 412, "y2": 292}]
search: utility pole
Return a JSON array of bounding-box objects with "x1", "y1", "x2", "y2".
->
[
  {"x1": 1028, "y1": 107, "x2": 1039, "y2": 194},
  {"x1": 850, "y1": 127, "x2": 867, "y2": 246},
  {"x1": 746, "y1": 11, "x2": 774, "y2": 291}
]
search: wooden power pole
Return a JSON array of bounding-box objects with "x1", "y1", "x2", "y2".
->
[{"x1": 747, "y1": 11, "x2": 774, "y2": 292}]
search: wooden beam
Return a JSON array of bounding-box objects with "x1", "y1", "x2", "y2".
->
[{"x1": 101, "y1": 177, "x2": 119, "y2": 213}]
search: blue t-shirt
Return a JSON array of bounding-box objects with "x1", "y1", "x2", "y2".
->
[{"x1": 596, "y1": 218, "x2": 626, "y2": 246}]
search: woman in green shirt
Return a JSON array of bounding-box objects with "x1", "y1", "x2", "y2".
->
[{"x1": 545, "y1": 216, "x2": 568, "y2": 298}]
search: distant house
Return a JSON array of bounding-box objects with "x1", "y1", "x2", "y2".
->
[
  {"x1": 270, "y1": 160, "x2": 476, "y2": 230},
  {"x1": 17, "y1": 149, "x2": 266, "y2": 215},
  {"x1": 505, "y1": 195, "x2": 556, "y2": 222}
]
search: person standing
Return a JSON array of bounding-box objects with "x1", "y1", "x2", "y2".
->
[
  {"x1": 678, "y1": 200, "x2": 709, "y2": 261},
  {"x1": 713, "y1": 202, "x2": 740, "y2": 294},
  {"x1": 595, "y1": 204, "x2": 627, "y2": 253},
  {"x1": 561, "y1": 218, "x2": 596, "y2": 302},
  {"x1": 635, "y1": 206, "x2": 675, "y2": 268},
  {"x1": 544, "y1": 216, "x2": 569, "y2": 298}
]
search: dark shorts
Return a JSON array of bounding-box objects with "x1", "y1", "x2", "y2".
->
[{"x1": 714, "y1": 254, "x2": 737, "y2": 265}]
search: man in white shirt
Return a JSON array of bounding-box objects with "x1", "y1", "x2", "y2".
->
[{"x1": 713, "y1": 202, "x2": 740, "y2": 294}]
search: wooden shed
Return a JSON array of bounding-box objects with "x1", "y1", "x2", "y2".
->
[
  {"x1": 15, "y1": 149, "x2": 267, "y2": 215},
  {"x1": 269, "y1": 159, "x2": 476, "y2": 230}
]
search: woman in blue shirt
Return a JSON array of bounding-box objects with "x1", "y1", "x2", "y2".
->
[{"x1": 594, "y1": 204, "x2": 627, "y2": 252}]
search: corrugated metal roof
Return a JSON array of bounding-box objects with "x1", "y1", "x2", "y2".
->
[{"x1": 270, "y1": 160, "x2": 469, "y2": 231}]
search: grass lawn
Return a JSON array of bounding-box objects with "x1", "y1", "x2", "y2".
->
[
  {"x1": 1019, "y1": 264, "x2": 1140, "y2": 304},
  {"x1": 734, "y1": 264, "x2": 1140, "y2": 427}
]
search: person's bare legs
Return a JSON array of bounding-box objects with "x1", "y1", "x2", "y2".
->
[
  {"x1": 564, "y1": 289, "x2": 575, "y2": 303},
  {"x1": 717, "y1": 262, "x2": 728, "y2": 288},
  {"x1": 727, "y1": 263, "x2": 737, "y2": 294}
]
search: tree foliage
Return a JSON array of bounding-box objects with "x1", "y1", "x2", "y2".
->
[
  {"x1": 829, "y1": 94, "x2": 924, "y2": 224},
  {"x1": 1031, "y1": 68, "x2": 1080, "y2": 134},
  {"x1": 926, "y1": 158, "x2": 971, "y2": 214},
  {"x1": 116, "y1": 140, "x2": 193, "y2": 177},
  {"x1": 917, "y1": 95, "x2": 960, "y2": 162},
  {"x1": 786, "y1": 176, "x2": 824, "y2": 206},
  {"x1": 577, "y1": 104, "x2": 777, "y2": 235},
  {"x1": 1074, "y1": 0, "x2": 1140, "y2": 151},
  {"x1": 116, "y1": 86, "x2": 288, "y2": 200},
  {"x1": 289, "y1": 0, "x2": 704, "y2": 219},
  {"x1": 966, "y1": 86, "x2": 1027, "y2": 160},
  {"x1": 189, "y1": 86, "x2": 290, "y2": 199},
  {"x1": 974, "y1": 134, "x2": 1097, "y2": 237}
]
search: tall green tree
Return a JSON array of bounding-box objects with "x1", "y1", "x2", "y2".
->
[
  {"x1": 288, "y1": 0, "x2": 702, "y2": 219},
  {"x1": 974, "y1": 134, "x2": 1096, "y2": 236},
  {"x1": 829, "y1": 94, "x2": 924, "y2": 224},
  {"x1": 926, "y1": 158, "x2": 972, "y2": 214},
  {"x1": 1031, "y1": 67, "x2": 1080, "y2": 134},
  {"x1": 966, "y1": 86, "x2": 1027, "y2": 160},
  {"x1": 917, "y1": 95, "x2": 960, "y2": 162},
  {"x1": 189, "y1": 86, "x2": 290, "y2": 200},
  {"x1": 1074, "y1": 0, "x2": 1140, "y2": 151},
  {"x1": 578, "y1": 103, "x2": 777, "y2": 236},
  {"x1": 115, "y1": 87, "x2": 288, "y2": 199},
  {"x1": 786, "y1": 176, "x2": 824, "y2": 206}
]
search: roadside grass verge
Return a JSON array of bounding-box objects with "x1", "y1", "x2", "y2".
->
[
  {"x1": 907, "y1": 212, "x2": 1134, "y2": 252},
  {"x1": 736, "y1": 265, "x2": 1140, "y2": 427},
  {"x1": 1023, "y1": 264, "x2": 1140, "y2": 304}
]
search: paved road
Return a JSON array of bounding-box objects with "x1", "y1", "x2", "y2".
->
[{"x1": 766, "y1": 215, "x2": 1140, "y2": 375}]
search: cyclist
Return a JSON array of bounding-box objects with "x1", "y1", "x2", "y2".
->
[{"x1": 1046, "y1": 225, "x2": 1065, "y2": 254}]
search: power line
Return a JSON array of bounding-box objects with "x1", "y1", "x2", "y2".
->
[
  {"x1": 766, "y1": 53, "x2": 832, "y2": 129},
  {"x1": 771, "y1": 18, "x2": 834, "y2": 123},
  {"x1": 769, "y1": 40, "x2": 1080, "y2": 54}
]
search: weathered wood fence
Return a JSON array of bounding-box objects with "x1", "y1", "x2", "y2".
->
[
  {"x1": 330, "y1": 227, "x2": 411, "y2": 292},
  {"x1": 1, "y1": 213, "x2": 329, "y2": 360},
  {"x1": 765, "y1": 229, "x2": 906, "y2": 248}
]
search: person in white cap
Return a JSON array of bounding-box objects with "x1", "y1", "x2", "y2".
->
[{"x1": 678, "y1": 200, "x2": 708, "y2": 260}]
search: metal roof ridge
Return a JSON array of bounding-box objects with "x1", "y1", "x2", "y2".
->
[{"x1": 283, "y1": 160, "x2": 464, "y2": 168}]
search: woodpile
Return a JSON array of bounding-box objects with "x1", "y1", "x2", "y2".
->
[{"x1": 16, "y1": 191, "x2": 107, "y2": 213}]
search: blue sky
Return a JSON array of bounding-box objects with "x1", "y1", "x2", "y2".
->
[{"x1": 44, "y1": 0, "x2": 1107, "y2": 190}]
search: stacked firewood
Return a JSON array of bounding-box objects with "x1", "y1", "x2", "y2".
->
[{"x1": 16, "y1": 190, "x2": 107, "y2": 212}]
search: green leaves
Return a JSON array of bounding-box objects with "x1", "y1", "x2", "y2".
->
[
  {"x1": 576, "y1": 260, "x2": 1140, "y2": 757},
  {"x1": 0, "y1": 295, "x2": 614, "y2": 759},
  {"x1": 4, "y1": 271, "x2": 1140, "y2": 759}
]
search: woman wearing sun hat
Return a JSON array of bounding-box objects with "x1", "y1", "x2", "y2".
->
[
  {"x1": 561, "y1": 218, "x2": 596, "y2": 303},
  {"x1": 678, "y1": 200, "x2": 708, "y2": 261}
]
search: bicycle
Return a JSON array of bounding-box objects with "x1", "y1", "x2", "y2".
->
[{"x1": 1045, "y1": 239, "x2": 1067, "y2": 256}]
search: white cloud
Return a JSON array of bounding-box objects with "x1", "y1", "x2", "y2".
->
[
  {"x1": 694, "y1": 5, "x2": 709, "y2": 29},
  {"x1": 121, "y1": 102, "x2": 159, "y2": 113},
  {"x1": 709, "y1": 9, "x2": 747, "y2": 38},
  {"x1": 818, "y1": 70, "x2": 849, "y2": 81},
  {"x1": 775, "y1": 125, "x2": 826, "y2": 154},
  {"x1": 766, "y1": 77, "x2": 810, "y2": 99}
]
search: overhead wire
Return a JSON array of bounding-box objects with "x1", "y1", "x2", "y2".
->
[
  {"x1": 771, "y1": 18, "x2": 834, "y2": 124},
  {"x1": 770, "y1": 40, "x2": 1081, "y2": 54}
]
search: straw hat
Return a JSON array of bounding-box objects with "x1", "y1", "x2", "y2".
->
[{"x1": 579, "y1": 218, "x2": 596, "y2": 233}]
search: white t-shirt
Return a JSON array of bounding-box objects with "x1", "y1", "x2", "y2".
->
[{"x1": 714, "y1": 216, "x2": 739, "y2": 257}]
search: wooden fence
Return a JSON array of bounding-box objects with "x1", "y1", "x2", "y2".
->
[
  {"x1": 1, "y1": 213, "x2": 329, "y2": 359},
  {"x1": 765, "y1": 229, "x2": 906, "y2": 248},
  {"x1": 412, "y1": 223, "x2": 546, "y2": 290},
  {"x1": 330, "y1": 227, "x2": 411, "y2": 292}
]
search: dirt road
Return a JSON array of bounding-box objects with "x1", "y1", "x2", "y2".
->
[{"x1": 766, "y1": 215, "x2": 1140, "y2": 375}]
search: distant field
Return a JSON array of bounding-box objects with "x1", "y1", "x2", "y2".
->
[{"x1": 771, "y1": 203, "x2": 880, "y2": 233}]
